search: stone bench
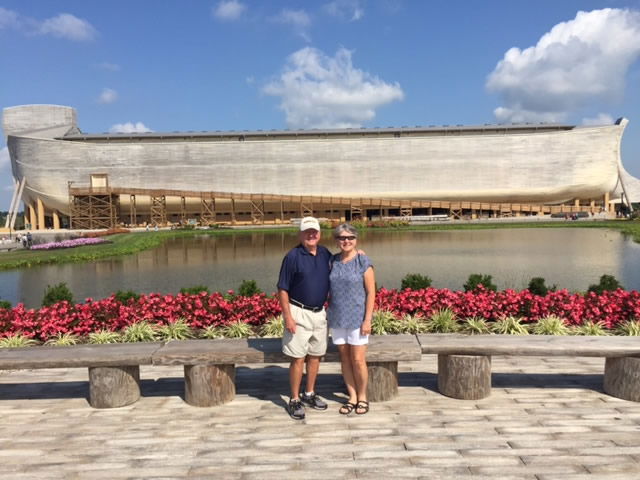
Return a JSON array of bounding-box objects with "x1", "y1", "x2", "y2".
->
[
  {"x1": 0, "y1": 343, "x2": 163, "y2": 408},
  {"x1": 417, "y1": 334, "x2": 640, "y2": 402},
  {"x1": 152, "y1": 334, "x2": 422, "y2": 407}
]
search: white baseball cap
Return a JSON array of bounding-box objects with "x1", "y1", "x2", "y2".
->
[{"x1": 299, "y1": 216, "x2": 320, "y2": 231}]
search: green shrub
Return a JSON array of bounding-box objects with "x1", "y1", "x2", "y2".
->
[
  {"x1": 531, "y1": 315, "x2": 569, "y2": 335},
  {"x1": 221, "y1": 320, "x2": 254, "y2": 338},
  {"x1": 349, "y1": 219, "x2": 368, "y2": 229},
  {"x1": 114, "y1": 290, "x2": 140, "y2": 304},
  {"x1": 122, "y1": 321, "x2": 157, "y2": 342},
  {"x1": 371, "y1": 310, "x2": 397, "y2": 335},
  {"x1": 200, "y1": 325, "x2": 225, "y2": 339},
  {"x1": 588, "y1": 275, "x2": 624, "y2": 295},
  {"x1": 180, "y1": 285, "x2": 210, "y2": 295},
  {"x1": 460, "y1": 317, "x2": 491, "y2": 335},
  {"x1": 45, "y1": 333, "x2": 81, "y2": 346},
  {"x1": 425, "y1": 308, "x2": 459, "y2": 333},
  {"x1": 88, "y1": 329, "x2": 122, "y2": 344},
  {"x1": 464, "y1": 274, "x2": 497, "y2": 292},
  {"x1": 395, "y1": 313, "x2": 429, "y2": 334},
  {"x1": 156, "y1": 319, "x2": 193, "y2": 341},
  {"x1": 260, "y1": 315, "x2": 284, "y2": 337},
  {"x1": 0, "y1": 333, "x2": 39, "y2": 348},
  {"x1": 527, "y1": 277, "x2": 555, "y2": 296},
  {"x1": 570, "y1": 320, "x2": 609, "y2": 336},
  {"x1": 42, "y1": 282, "x2": 74, "y2": 307},
  {"x1": 400, "y1": 273, "x2": 432, "y2": 290},
  {"x1": 491, "y1": 316, "x2": 529, "y2": 335},
  {"x1": 616, "y1": 319, "x2": 640, "y2": 336},
  {"x1": 0, "y1": 299, "x2": 11, "y2": 310},
  {"x1": 238, "y1": 279, "x2": 262, "y2": 297}
]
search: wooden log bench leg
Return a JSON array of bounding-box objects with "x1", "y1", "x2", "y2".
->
[
  {"x1": 437, "y1": 354, "x2": 492, "y2": 400},
  {"x1": 88, "y1": 365, "x2": 141, "y2": 408},
  {"x1": 184, "y1": 364, "x2": 235, "y2": 407},
  {"x1": 367, "y1": 361, "x2": 398, "y2": 402},
  {"x1": 603, "y1": 357, "x2": 640, "y2": 402}
]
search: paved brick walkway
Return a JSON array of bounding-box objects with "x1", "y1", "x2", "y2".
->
[{"x1": 1, "y1": 355, "x2": 639, "y2": 479}]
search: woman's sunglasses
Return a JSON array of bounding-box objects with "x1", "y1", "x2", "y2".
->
[{"x1": 336, "y1": 235, "x2": 357, "y2": 241}]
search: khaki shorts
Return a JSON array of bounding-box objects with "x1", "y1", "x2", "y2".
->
[{"x1": 282, "y1": 303, "x2": 328, "y2": 358}]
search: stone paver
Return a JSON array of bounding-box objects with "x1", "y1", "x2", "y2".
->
[{"x1": 0, "y1": 355, "x2": 639, "y2": 479}]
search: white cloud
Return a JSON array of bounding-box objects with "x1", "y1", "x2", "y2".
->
[
  {"x1": 109, "y1": 122, "x2": 153, "y2": 134},
  {"x1": 95, "y1": 62, "x2": 121, "y2": 72},
  {"x1": 272, "y1": 9, "x2": 311, "y2": 41},
  {"x1": 324, "y1": 0, "x2": 364, "y2": 21},
  {"x1": 97, "y1": 88, "x2": 118, "y2": 104},
  {"x1": 39, "y1": 13, "x2": 97, "y2": 41},
  {"x1": 0, "y1": 7, "x2": 20, "y2": 29},
  {"x1": 582, "y1": 113, "x2": 614, "y2": 126},
  {"x1": 212, "y1": 0, "x2": 246, "y2": 21},
  {"x1": 263, "y1": 47, "x2": 404, "y2": 129},
  {"x1": 0, "y1": 146, "x2": 9, "y2": 169},
  {"x1": 0, "y1": 9, "x2": 97, "y2": 41},
  {"x1": 487, "y1": 8, "x2": 640, "y2": 123}
]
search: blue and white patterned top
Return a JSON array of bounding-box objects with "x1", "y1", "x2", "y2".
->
[{"x1": 327, "y1": 254, "x2": 373, "y2": 329}]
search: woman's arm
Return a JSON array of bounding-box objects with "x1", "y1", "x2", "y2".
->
[{"x1": 361, "y1": 266, "x2": 375, "y2": 335}]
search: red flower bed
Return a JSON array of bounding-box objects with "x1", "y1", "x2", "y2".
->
[
  {"x1": 375, "y1": 287, "x2": 640, "y2": 329},
  {"x1": 0, "y1": 288, "x2": 638, "y2": 341},
  {"x1": 0, "y1": 292, "x2": 281, "y2": 341}
]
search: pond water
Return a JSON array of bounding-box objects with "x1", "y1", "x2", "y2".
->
[{"x1": 1, "y1": 228, "x2": 639, "y2": 308}]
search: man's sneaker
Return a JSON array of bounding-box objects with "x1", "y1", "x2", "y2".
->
[
  {"x1": 287, "y1": 399, "x2": 305, "y2": 420},
  {"x1": 300, "y1": 392, "x2": 328, "y2": 410}
]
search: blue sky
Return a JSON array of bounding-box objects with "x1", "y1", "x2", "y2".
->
[{"x1": 1, "y1": 0, "x2": 640, "y2": 210}]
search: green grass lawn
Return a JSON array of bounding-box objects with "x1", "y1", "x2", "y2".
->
[{"x1": 0, "y1": 220, "x2": 638, "y2": 271}]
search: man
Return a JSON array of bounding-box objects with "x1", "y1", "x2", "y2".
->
[{"x1": 277, "y1": 216, "x2": 331, "y2": 420}]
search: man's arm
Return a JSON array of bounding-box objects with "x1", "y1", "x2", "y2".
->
[{"x1": 278, "y1": 288, "x2": 296, "y2": 334}]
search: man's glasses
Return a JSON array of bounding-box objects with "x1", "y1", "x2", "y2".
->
[{"x1": 336, "y1": 235, "x2": 356, "y2": 241}]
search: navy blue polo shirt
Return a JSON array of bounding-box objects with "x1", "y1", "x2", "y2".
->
[{"x1": 277, "y1": 244, "x2": 332, "y2": 308}]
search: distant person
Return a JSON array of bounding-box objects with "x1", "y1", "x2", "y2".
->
[
  {"x1": 277, "y1": 217, "x2": 331, "y2": 420},
  {"x1": 327, "y1": 223, "x2": 375, "y2": 415},
  {"x1": 26, "y1": 231, "x2": 33, "y2": 248}
]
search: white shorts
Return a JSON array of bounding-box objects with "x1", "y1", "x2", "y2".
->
[{"x1": 330, "y1": 327, "x2": 369, "y2": 346}]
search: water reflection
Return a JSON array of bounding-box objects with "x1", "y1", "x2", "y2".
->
[{"x1": 1, "y1": 228, "x2": 639, "y2": 308}]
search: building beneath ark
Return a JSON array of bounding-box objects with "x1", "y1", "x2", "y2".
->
[{"x1": 2, "y1": 104, "x2": 639, "y2": 230}]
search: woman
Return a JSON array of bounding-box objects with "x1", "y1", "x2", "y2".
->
[{"x1": 327, "y1": 223, "x2": 376, "y2": 415}]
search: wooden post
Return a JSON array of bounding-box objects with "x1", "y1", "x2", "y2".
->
[
  {"x1": 37, "y1": 197, "x2": 45, "y2": 230},
  {"x1": 184, "y1": 364, "x2": 235, "y2": 407},
  {"x1": 231, "y1": 196, "x2": 236, "y2": 225},
  {"x1": 367, "y1": 361, "x2": 398, "y2": 401},
  {"x1": 438, "y1": 354, "x2": 491, "y2": 400},
  {"x1": 28, "y1": 203, "x2": 36, "y2": 230},
  {"x1": 180, "y1": 196, "x2": 187, "y2": 224},
  {"x1": 130, "y1": 195, "x2": 137, "y2": 226},
  {"x1": 88, "y1": 365, "x2": 141, "y2": 408},
  {"x1": 603, "y1": 357, "x2": 640, "y2": 402},
  {"x1": 52, "y1": 211, "x2": 60, "y2": 230}
]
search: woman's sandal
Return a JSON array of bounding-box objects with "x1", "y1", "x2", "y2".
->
[
  {"x1": 355, "y1": 400, "x2": 369, "y2": 415},
  {"x1": 339, "y1": 402, "x2": 356, "y2": 415}
]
